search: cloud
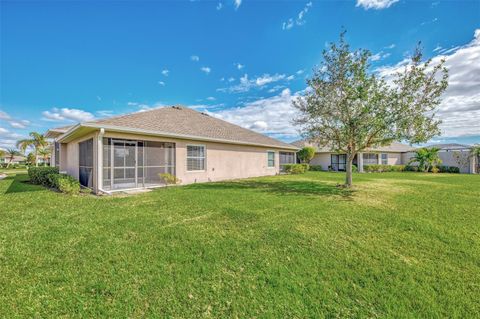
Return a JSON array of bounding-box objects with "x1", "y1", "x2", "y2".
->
[
  {"x1": 206, "y1": 96, "x2": 216, "y2": 101},
  {"x1": 191, "y1": 55, "x2": 200, "y2": 61},
  {"x1": 158, "y1": 81, "x2": 166, "y2": 86},
  {"x1": 201, "y1": 66, "x2": 211, "y2": 74},
  {"x1": 370, "y1": 51, "x2": 391, "y2": 61},
  {"x1": 384, "y1": 44, "x2": 396, "y2": 49},
  {"x1": 228, "y1": 77, "x2": 235, "y2": 82},
  {"x1": 296, "y1": 69, "x2": 305, "y2": 75},
  {"x1": 376, "y1": 28, "x2": 480, "y2": 137},
  {"x1": 42, "y1": 107, "x2": 95, "y2": 122},
  {"x1": 216, "y1": 2, "x2": 223, "y2": 10},
  {"x1": 234, "y1": 0, "x2": 241, "y2": 10},
  {"x1": 209, "y1": 88, "x2": 300, "y2": 138},
  {"x1": 161, "y1": 69, "x2": 169, "y2": 76},
  {"x1": 96, "y1": 110, "x2": 114, "y2": 117},
  {"x1": 0, "y1": 110, "x2": 30, "y2": 129},
  {"x1": 356, "y1": 0, "x2": 399, "y2": 10},
  {"x1": 218, "y1": 73, "x2": 295, "y2": 93},
  {"x1": 0, "y1": 125, "x2": 26, "y2": 149},
  {"x1": 420, "y1": 17, "x2": 438, "y2": 26},
  {"x1": 0, "y1": 111, "x2": 11, "y2": 120},
  {"x1": 282, "y1": 2, "x2": 313, "y2": 30},
  {"x1": 127, "y1": 102, "x2": 167, "y2": 112},
  {"x1": 234, "y1": 62, "x2": 245, "y2": 70}
]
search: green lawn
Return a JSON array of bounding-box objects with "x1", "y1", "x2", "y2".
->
[{"x1": 1, "y1": 172, "x2": 479, "y2": 318}]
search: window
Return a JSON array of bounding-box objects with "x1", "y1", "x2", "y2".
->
[
  {"x1": 331, "y1": 154, "x2": 346, "y2": 171},
  {"x1": 187, "y1": 145, "x2": 205, "y2": 171},
  {"x1": 54, "y1": 142, "x2": 60, "y2": 167},
  {"x1": 381, "y1": 153, "x2": 388, "y2": 165},
  {"x1": 79, "y1": 138, "x2": 93, "y2": 188},
  {"x1": 363, "y1": 153, "x2": 378, "y2": 165},
  {"x1": 267, "y1": 151, "x2": 275, "y2": 168}
]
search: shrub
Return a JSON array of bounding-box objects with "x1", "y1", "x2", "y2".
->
[
  {"x1": 405, "y1": 165, "x2": 418, "y2": 172},
  {"x1": 431, "y1": 166, "x2": 440, "y2": 174},
  {"x1": 283, "y1": 164, "x2": 307, "y2": 174},
  {"x1": 390, "y1": 165, "x2": 406, "y2": 172},
  {"x1": 28, "y1": 166, "x2": 59, "y2": 185},
  {"x1": 159, "y1": 173, "x2": 181, "y2": 185},
  {"x1": 297, "y1": 147, "x2": 316, "y2": 163},
  {"x1": 309, "y1": 165, "x2": 323, "y2": 171},
  {"x1": 47, "y1": 173, "x2": 80, "y2": 194},
  {"x1": 352, "y1": 164, "x2": 358, "y2": 172},
  {"x1": 300, "y1": 163, "x2": 310, "y2": 171},
  {"x1": 364, "y1": 164, "x2": 405, "y2": 173},
  {"x1": 448, "y1": 166, "x2": 460, "y2": 173}
]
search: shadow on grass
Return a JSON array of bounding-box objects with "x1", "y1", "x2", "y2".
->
[
  {"x1": 188, "y1": 179, "x2": 355, "y2": 200},
  {"x1": 3, "y1": 174, "x2": 44, "y2": 194}
]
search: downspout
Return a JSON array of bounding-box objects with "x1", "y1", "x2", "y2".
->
[{"x1": 97, "y1": 128, "x2": 105, "y2": 194}]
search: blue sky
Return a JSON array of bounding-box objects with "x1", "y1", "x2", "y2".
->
[{"x1": 1, "y1": 0, "x2": 479, "y2": 149}]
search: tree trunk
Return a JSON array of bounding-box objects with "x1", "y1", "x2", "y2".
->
[
  {"x1": 345, "y1": 154, "x2": 354, "y2": 187},
  {"x1": 35, "y1": 151, "x2": 38, "y2": 167}
]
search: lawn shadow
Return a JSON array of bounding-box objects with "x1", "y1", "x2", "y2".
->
[
  {"x1": 188, "y1": 179, "x2": 355, "y2": 200},
  {"x1": 3, "y1": 174, "x2": 45, "y2": 194}
]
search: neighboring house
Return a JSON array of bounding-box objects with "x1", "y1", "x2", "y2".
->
[
  {"x1": 0, "y1": 154, "x2": 26, "y2": 165},
  {"x1": 46, "y1": 106, "x2": 298, "y2": 194},
  {"x1": 293, "y1": 140, "x2": 480, "y2": 174},
  {"x1": 426, "y1": 143, "x2": 478, "y2": 174},
  {"x1": 292, "y1": 140, "x2": 416, "y2": 172}
]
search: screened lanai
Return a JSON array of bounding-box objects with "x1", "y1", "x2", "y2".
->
[{"x1": 102, "y1": 138, "x2": 175, "y2": 191}]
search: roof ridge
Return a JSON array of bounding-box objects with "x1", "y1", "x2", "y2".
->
[{"x1": 85, "y1": 105, "x2": 184, "y2": 124}]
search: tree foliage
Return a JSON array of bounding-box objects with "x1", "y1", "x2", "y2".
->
[
  {"x1": 409, "y1": 147, "x2": 442, "y2": 172},
  {"x1": 16, "y1": 132, "x2": 49, "y2": 167},
  {"x1": 5, "y1": 148, "x2": 21, "y2": 168},
  {"x1": 293, "y1": 31, "x2": 448, "y2": 186},
  {"x1": 297, "y1": 146, "x2": 316, "y2": 163}
]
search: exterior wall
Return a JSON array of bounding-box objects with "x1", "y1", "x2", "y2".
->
[
  {"x1": 62, "y1": 132, "x2": 99, "y2": 191},
  {"x1": 386, "y1": 153, "x2": 402, "y2": 165},
  {"x1": 95, "y1": 131, "x2": 291, "y2": 189},
  {"x1": 310, "y1": 153, "x2": 331, "y2": 170},
  {"x1": 402, "y1": 152, "x2": 415, "y2": 165},
  {"x1": 438, "y1": 150, "x2": 472, "y2": 173}
]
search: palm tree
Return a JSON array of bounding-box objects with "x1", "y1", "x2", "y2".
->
[
  {"x1": 38, "y1": 147, "x2": 51, "y2": 166},
  {"x1": 5, "y1": 148, "x2": 21, "y2": 168},
  {"x1": 409, "y1": 147, "x2": 442, "y2": 172},
  {"x1": 16, "y1": 132, "x2": 48, "y2": 167}
]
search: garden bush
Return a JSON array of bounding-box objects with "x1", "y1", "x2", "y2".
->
[
  {"x1": 28, "y1": 166, "x2": 59, "y2": 185},
  {"x1": 283, "y1": 164, "x2": 307, "y2": 174},
  {"x1": 159, "y1": 173, "x2": 181, "y2": 185},
  {"x1": 364, "y1": 164, "x2": 406, "y2": 173},
  {"x1": 309, "y1": 165, "x2": 323, "y2": 171},
  {"x1": 47, "y1": 173, "x2": 80, "y2": 194}
]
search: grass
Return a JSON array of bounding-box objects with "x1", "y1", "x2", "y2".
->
[{"x1": 1, "y1": 171, "x2": 479, "y2": 318}]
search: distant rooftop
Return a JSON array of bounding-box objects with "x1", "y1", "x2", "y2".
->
[
  {"x1": 292, "y1": 140, "x2": 416, "y2": 153},
  {"x1": 426, "y1": 143, "x2": 472, "y2": 150}
]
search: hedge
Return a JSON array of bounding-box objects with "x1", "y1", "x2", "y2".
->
[
  {"x1": 28, "y1": 166, "x2": 59, "y2": 185},
  {"x1": 309, "y1": 165, "x2": 323, "y2": 171},
  {"x1": 283, "y1": 164, "x2": 308, "y2": 174},
  {"x1": 363, "y1": 164, "x2": 406, "y2": 172},
  {"x1": 47, "y1": 173, "x2": 81, "y2": 194}
]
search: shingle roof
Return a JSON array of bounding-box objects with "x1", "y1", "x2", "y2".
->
[
  {"x1": 292, "y1": 140, "x2": 416, "y2": 153},
  {"x1": 76, "y1": 106, "x2": 297, "y2": 150},
  {"x1": 426, "y1": 143, "x2": 472, "y2": 150}
]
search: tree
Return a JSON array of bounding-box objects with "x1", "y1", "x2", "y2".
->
[
  {"x1": 0, "y1": 148, "x2": 5, "y2": 158},
  {"x1": 5, "y1": 148, "x2": 21, "y2": 168},
  {"x1": 409, "y1": 147, "x2": 442, "y2": 172},
  {"x1": 26, "y1": 152, "x2": 36, "y2": 166},
  {"x1": 297, "y1": 146, "x2": 316, "y2": 163},
  {"x1": 293, "y1": 31, "x2": 448, "y2": 187},
  {"x1": 16, "y1": 132, "x2": 48, "y2": 167},
  {"x1": 38, "y1": 147, "x2": 51, "y2": 166},
  {"x1": 471, "y1": 144, "x2": 480, "y2": 174}
]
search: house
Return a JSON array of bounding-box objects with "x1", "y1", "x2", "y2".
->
[
  {"x1": 0, "y1": 154, "x2": 26, "y2": 165},
  {"x1": 292, "y1": 140, "x2": 416, "y2": 172},
  {"x1": 427, "y1": 143, "x2": 478, "y2": 174},
  {"x1": 46, "y1": 106, "x2": 298, "y2": 194}
]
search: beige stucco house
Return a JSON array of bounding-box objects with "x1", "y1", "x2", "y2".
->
[
  {"x1": 292, "y1": 140, "x2": 416, "y2": 172},
  {"x1": 46, "y1": 106, "x2": 298, "y2": 194}
]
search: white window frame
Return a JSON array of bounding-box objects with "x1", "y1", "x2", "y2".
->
[
  {"x1": 381, "y1": 153, "x2": 388, "y2": 165},
  {"x1": 186, "y1": 144, "x2": 206, "y2": 172},
  {"x1": 267, "y1": 150, "x2": 275, "y2": 169}
]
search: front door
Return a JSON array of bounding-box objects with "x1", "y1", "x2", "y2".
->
[{"x1": 112, "y1": 140, "x2": 137, "y2": 189}]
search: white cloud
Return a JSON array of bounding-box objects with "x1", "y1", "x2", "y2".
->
[
  {"x1": 384, "y1": 44, "x2": 396, "y2": 49},
  {"x1": 296, "y1": 69, "x2": 305, "y2": 75},
  {"x1": 206, "y1": 96, "x2": 216, "y2": 101},
  {"x1": 234, "y1": 0, "x2": 241, "y2": 10},
  {"x1": 356, "y1": 0, "x2": 398, "y2": 10},
  {"x1": 97, "y1": 110, "x2": 114, "y2": 117},
  {"x1": 201, "y1": 66, "x2": 211, "y2": 74},
  {"x1": 0, "y1": 111, "x2": 11, "y2": 120},
  {"x1": 9, "y1": 120, "x2": 30, "y2": 129},
  {"x1": 191, "y1": 55, "x2": 200, "y2": 62},
  {"x1": 282, "y1": 2, "x2": 312, "y2": 30},
  {"x1": 42, "y1": 107, "x2": 95, "y2": 122},
  {"x1": 370, "y1": 51, "x2": 391, "y2": 61},
  {"x1": 0, "y1": 127, "x2": 8, "y2": 134},
  {"x1": 218, "y1": 73, "x2": 294, "y2": 93},
  {"x1": 376, "y1": 28, "x2": 480, "y2": 137},
  {"x1": 161, "y1": 69, "x2": 169, "y2": 76},
  {"x1": 228, "y1": 77, "x2": 235, "y2": 82},
  {"x1": 216, "y1": 2, "x2": 223, "y2": 10},
  {"x1": 209, "y1": 88, "x2": 300, "y2": 137},
  {"x1": 234, "y1": 62, "x2": 245, "y2": 70},
  {"x1": 158, "y1": 81, "x2": 166, "y2": 86}
]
